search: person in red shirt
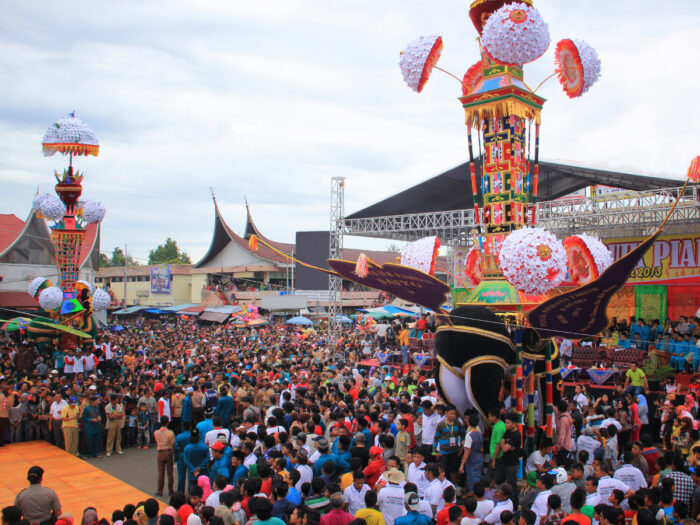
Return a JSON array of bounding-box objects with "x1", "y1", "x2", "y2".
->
[
  {"x1": 364, "y1": 446, "x2": 386, "y2": 488},
  {"x1": 416, "y1": 314, "x2": 428, "y2": 332},
  {"x1": 319, "y1": 493, "x2": 354, "y2": 525},
  {"x1": 436, "y1": 486, "x2": 463, "y2": 525}
]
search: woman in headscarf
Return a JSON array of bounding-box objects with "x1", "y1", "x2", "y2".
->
[
  {"x1": 636, "y1": 394, "x2": 649, "y2": 436},
  {"x1": 197, "y1": 475, "x2": 213, "y2": 502}
]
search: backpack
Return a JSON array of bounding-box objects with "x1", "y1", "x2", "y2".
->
[{"x1": 204, "y1": 389, "x2": 218, "y2": 410}]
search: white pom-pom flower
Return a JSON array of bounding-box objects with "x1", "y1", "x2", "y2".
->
[
  {"x1": 573, "y1": 39, "x2": 601, "y2": 94},
  {"x1": 32, "y1": 193, "x2": 51, "y2": 211},
  {"x1": 399, "y1": 35, "x2": 443, "y2": 93},
  {"x1": 499, "y1": 227, "x2": 567, "y2": 294},
  {"x1": 481, "y1": 2, "x2": 550, "y2": 65},
  {"x1": 40, "y1": 195, "x2": 66, "y2": 222},
  {"x1": 578, "y1": 233, "x2": 612, "y2": 272},
  {"x1": 28, "y1": 277, "x2": 50, "y2": 299},
  {"x1": 81, "y1": 200, "x2": 106, "y2": 223},
  {"x1": 563, "y1": 233, "x2": 613, "y2": 285},
  {"x1": 91, "y1": 288, "x2": 112, "y2": 311},
  {"x1": 42, "y1": 113, "x2": 99, "y2": 157},
  {"x1": 38, "y1": 286, "x2": 64, "y2": 311}
]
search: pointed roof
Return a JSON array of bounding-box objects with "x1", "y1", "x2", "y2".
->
[
  {"x1": 195, "y1": 195, "x2": 291, "y2": 268},
  {"x1": 0, "y1": 209, "x2": 100, "y2": 268},
  {"x1": 243, "y1": 199, "x2": 296, "y2": 254}
]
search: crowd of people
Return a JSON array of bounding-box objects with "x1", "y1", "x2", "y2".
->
[{"x1": 2, "y1": 312, "x2": 700, "y2": 525}]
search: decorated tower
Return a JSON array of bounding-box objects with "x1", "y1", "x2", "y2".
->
[{"x1": 26, "y1": 113, "x2": 110, "y2": 351}]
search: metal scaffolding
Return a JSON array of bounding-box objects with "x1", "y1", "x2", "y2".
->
[
  {"x1": 341, "y1": 184, "x2": 700, "y2": 247},
  {"x1": 328, "y1": 176, "x2": 345, "y2": 348}
]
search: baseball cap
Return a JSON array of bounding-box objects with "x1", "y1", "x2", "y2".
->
[
  {"x1": 204, "y1": 407, "x2": 214, "y2": 416},
  {"x1": 89, "y1": 385, "x2": 97, "y2": 390},
  {"x1": 527, "y1": 471, "x2": 538, "y2": 487},
  {"x1": 27, "y1": 466, "x2": 44, "y2": 482},
  {"x1": 296, "y1": 432, "x2": 307, "y2": 441},
  {"x1": 369, "y1": 446, "x2": 383, "y2": 456},
  {"x1": 316, "y1": 438, "x2": 329, "y2": 449},
  {"x1": 69, "y1": 396, "x2": 77, "y2": 403},
  {"x1": 211, "y1": 442, "x2": 225, "y2": 452},
  {"x1": 405, "y1": 493, "x2": 420, "y2": 511}
]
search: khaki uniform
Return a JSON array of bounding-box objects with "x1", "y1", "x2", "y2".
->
[
  {"x1": 15, "y1": 484, "x2": 62, "y2": 523},
  {"x1": 105, "y1": 402, "x2": 125, "y2": 454}
]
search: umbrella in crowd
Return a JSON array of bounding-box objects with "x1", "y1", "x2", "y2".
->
[{"x1": 286, "y1": 315, "x2": 313, "y2": 326}]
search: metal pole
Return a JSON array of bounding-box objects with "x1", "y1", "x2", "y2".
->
[{"x1": 124, "y1": 244, "x2": 128, "y2": 306}]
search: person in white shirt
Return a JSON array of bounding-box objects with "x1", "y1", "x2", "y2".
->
[
  {"x1": 72, "y1": 352, "x2": 84, "y2": 375},
  {"x1": 573, "y1": 385, "x2": 588, "y2": 413},
  {"x1": 576, "y1": 427, "x2": 602, "y2": 464},
  {"x1": 526, "y1": 439, "x2": 554, "y2": 474},
  {"x1": 613, "y1": 452, "x2": 647, "y2": 492},
  {"x1": 343, "y1": 471, "x2": 370, "y2": 516},
  {"x1": 595, "y1": 463, "x2": 633, "y2": 502},
  {"x1": 484, "y1": 483, "x2": 514, "y2": 525},
  {"x1": 419, "y1": 400, "x2": 440, "y2": 458},
  {"x1": 424, "y1": 463, "x2": 444, "y2": 518},
  {"x1": 531, "y1": 473, "x2": 555, "y2": 525},
  {"x1": 377, "y1": 469, "x2": 407, "y2": 525},
  {"x1": 407, "y1": 451, "x2": 429, "y2": 498},
  {"x1": 294, "y1": 450, "x2": 313, "y2": 491},
  {"x1": 600, "y1": 416, "x2": 622, "y2": 432},
  {"x1": 473, "y1": 482, "x2": 495, "y2": 521},
  {"x1": 49, "y1": 393, "x2": 68, "y2": 448}
]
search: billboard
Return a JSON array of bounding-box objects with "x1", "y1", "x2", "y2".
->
[
  {"x1": 150, "y1": 264, "x2": 171, "y2": 294},
  {"x1": 603, "y1": 233, "x2": 700, "y2": 284},
  {"x1": 295, "y1": 231, "x2": 330, "y2": 290}
]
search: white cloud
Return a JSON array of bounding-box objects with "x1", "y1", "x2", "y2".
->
[{"x1": 0, "y1": 0, "x2": 697, "y2": 262}]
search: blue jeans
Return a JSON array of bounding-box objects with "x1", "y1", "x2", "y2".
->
[
  {"x1": 401, "y1": 346, "x2": 409, "y2": 364},
  {"x1": 465, "y1": 462, "x2": 481, "y2": 492},
  {"x1": 625, "y1": 385, "x2": 644, "y2": 397}
]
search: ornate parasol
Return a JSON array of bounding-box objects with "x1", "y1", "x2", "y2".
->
[
  {"x1": 42, "y1": 112, "x2": 100, "y2": 161},
  {"x1": 399, "y1": 35, "x2": 445, "y2": 93},
  {"x1": 0, "y1": 317, "x2": 31, "y2": 332}
]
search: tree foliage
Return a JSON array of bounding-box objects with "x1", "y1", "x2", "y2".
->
[
  {"x1": 100, "y1": 247, "x2": 137, "y2": 267},
  {"x1": 148, "y1": 237, "x2": 191, "y2": 265}
]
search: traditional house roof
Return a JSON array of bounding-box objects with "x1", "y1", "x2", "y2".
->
[
  {"x1": 195, "y1": 195, "x2": 292, "y2": 269},
  {"x1": 0, "y1": 209, "x2": 100, "y2": 269},
  {"x1": 196, "y1": 196, "x2": 446, "y2": 272}
]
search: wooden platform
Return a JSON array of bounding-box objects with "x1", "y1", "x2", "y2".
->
[{"x1": 0, "y1": 441, "x2": 160, "y2": 520}]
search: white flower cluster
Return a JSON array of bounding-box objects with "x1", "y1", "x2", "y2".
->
[
  {"x1": 32, "y1": 193, "x2": 51, "y2": 211},
  {"x1": 573, "y1": 39, "x2": 601, "y2": 94},
  {"x1": 40, "y1": 195, "x2": 66, "y2": 222},
  {"x1": 401, "y1": 236, "x2": 439, "y2": 275},
  {"x1": 91, "y1": 288, "x2": 112, "y2": 311},
  {"x1": 28, "y1": 277, "x2": 49, "y2": 299},
  {"x1": 481, "y1": 3, "x2": 550, "y2": 65},
  {"x1": 499, "y1": 227, "x2": 567, "y2": 294},
  {"x1": 81, "y1": 199, "x2": 107, "y2": 223},
  {"x1": 42, "y1": 114, "x2": 99, "y2": 148},
  {"x1": 399, "y1": 35, "x2": 441, "y2": 92},
  {"x1": 577, "y1": 233, "x2": 613, "y2": 274},
  {"x1": 38, "y1": 286, "x2": 64, "y2": 311}
]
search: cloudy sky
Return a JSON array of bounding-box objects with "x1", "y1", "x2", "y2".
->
[{"x1": 1, "y1": 1, "x2": 698, "y2": 263}]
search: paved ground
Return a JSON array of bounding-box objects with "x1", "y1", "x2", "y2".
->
[{"x1": 82, "y1": 446, "x2": 173, "y2": 505}]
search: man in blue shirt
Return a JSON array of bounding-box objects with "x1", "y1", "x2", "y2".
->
[
  {"x1": 395, "y1": 493, "x2": 432, "y2": 525},
  {"x1": 174, "y1": 421, "x2": 192, "y2": 493},
  {"x1": 196, "y1": 408, "x2": 214, "y2": 440},
  {"x1": 617, "y1": 333, "x2": 632, "y2": 349},
  {"x1": 214, "y1": 386, "x2": 234, "y2": 427},
  {"x1": 184, "y1": 429, "x2": 209, "y2": 487},
  {"x1": 209, "y1": 441, "x2": 231, "y2": 483},
  {"x1": 312, "y1": 438, "x2": 349, "y2": 477},
  {"x1": 231, "y1": 450, "x2": 248, "y2": 486},
  {"x1": 181, "y1": 387, "x2": 193, "y2": 429}
]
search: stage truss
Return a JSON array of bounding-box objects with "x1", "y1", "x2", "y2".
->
[{"x1": 342, "y1": 185, "x2": 699, "y2": 245}]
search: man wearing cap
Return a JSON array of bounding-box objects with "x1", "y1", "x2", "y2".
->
[
  {"x1": 208, "y1": 441, "x2": 230, "y2": 483},
  {"x1": 313, "y1": 438, "x2": 349, "y2": 477},
  {"x1": 395, "y1": 493, "x2": 432, "y2": 525},
  {"x1": 377, "y1": 469, "x2": 407, "y2": 525},
  {"x1": 82, "y1": 396, "x2": 102, "y2": 458},
  {"x1": 60, "y1": 396, "x2": 80, "y2": 456},
  {"x1": 484, "y1": 483, "x2": 514, "y2": 525},
  {"x1": 14, "y1": 467, "x2": 61, "y2": 525}
]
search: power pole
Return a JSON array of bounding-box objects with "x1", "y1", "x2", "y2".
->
[
  {"x1": 123, "y1": 243, "x2": 128, "y2": 306},
  {"x1": 328, "y1": 177, "x2": 345, "y2": 351}
]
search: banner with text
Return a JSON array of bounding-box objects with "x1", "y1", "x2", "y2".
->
[{"x1": 604, "y1": 233, "x2": 700, "y2": 284}]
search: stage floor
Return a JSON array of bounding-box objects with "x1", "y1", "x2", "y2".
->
[{"x1": 0, "y1": 441, "x2": 159, "y2": 520}]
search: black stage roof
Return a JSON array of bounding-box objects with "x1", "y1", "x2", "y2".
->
[{"x1": 347, "y1": 160, "x2": 682, "y2": 219}]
